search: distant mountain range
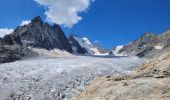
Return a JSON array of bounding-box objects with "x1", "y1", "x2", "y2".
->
[
  {"x1": 1, "y1": 16, "x2": 170, "y2": 63},
  {"x1": 0, "y1": 16, "x2": 107, "y2": 63},
  {"x1": 110, "y1": 30, "x2": 170, "y2": 58}
]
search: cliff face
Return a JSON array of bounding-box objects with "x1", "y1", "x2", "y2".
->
[
  {"x1": 72, "y1": 52, "x2": 170, "y2": 100},
  {"x1": 0, "y1": 44, "x2": 37, "y2": 63},
  {"x1": 0, "y1": 32, "x2": 37, "y2": 63},
  {"x1": 10, "y1": 16, "x2": 73, "y2": 52},
  {"x1": 0, "y1": 16, "x2": 74, "y2": 63}
]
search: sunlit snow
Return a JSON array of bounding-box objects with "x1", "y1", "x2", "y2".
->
[{"x1": 0, "y1": 56, "x2": 144, "y2": 100}]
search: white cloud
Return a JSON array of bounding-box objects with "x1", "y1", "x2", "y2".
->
[
  {"x1": 20, "y1": 20, "x2": 31, "y2": 26},
  {"x1": 0, "y1": 20, "x2": 31, "y2": 38},
  {"x1": 94, "y1": 40, "x2": 100, "y2": 43},
  {"x1": 0, "y1": 28, "x2": 14, "y2": 38},
  {"x1": 34, "y1": 0, "x2": 94, "y2": 28}
]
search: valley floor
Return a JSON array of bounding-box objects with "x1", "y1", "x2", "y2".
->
[{"x1": 0, "y1": 56, "x2": 144, "y2": 100}]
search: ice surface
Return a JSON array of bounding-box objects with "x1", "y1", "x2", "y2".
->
[
  {"x1": 0, "y1": 56, "x2": 144, "y2": 100},
  {"x1": 31, "y1": 48, "x2": 74, "y2": 57}
]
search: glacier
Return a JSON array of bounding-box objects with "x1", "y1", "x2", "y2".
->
[{"x1": 0, "y1": 56, "x2": 144, "y2": 100}]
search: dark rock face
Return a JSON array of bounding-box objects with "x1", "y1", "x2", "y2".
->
[
  {"x1": 69, "y1": 35, "x2": 88, "y2": 54},
  {"x1": 0, "y1": 37, "x2": 2, "y2": 43},
  {"x1": 10, "y1": 16, "x2": 73, "y2": 53},
  {"x1": 0, "y1": 16, "x2": 73, "y2": 63},
  {"x1": 1, "y1": 34, "x2": 22, "y2": 45},
  {"x1": 0, "y1": 44, "x2": 37, "y2": 63},
  {"x1": 1, "y1": 35, "x2": 14, "y2": 45},
  {"x1": 0, "y1": 34, "x2": 37, "y2": 63}
]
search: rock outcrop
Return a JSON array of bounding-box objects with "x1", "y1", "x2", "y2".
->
[
  {"x1": 72, "y1": 52, "x2": 170, "y2": 100},
  {"x1": 0, "y1": 44, "x2": 37, "y2": 63},
  {"x1": 0, "y1": 34, "x2": 37, "y2": 63}
]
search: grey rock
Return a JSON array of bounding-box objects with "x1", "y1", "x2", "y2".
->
[
  {"x1": 0, "y1": 44, "x2": 37, "y2": 63},
  {"x1": 69, "y1": 35, "x2": 108, "y2": 55},
  {"x1": 117, "y1": 30, "x2": 170, "y2": 58},
  {"x1": 0, "y1": 16, "x2": 73, "y2": 63},
  {"x1": 10, "y1": 16, "x2": 73, "y2": 53},
  {"x1": 69, "y1": 35, "x2": 88, "y2": 54}
]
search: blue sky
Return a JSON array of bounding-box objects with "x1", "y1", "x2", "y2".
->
[{"x1": 0, "y1": 0, "x2": 170, "y2": 49}]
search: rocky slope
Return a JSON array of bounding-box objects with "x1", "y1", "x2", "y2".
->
[
  {"x1": 10, "y1": 16, "x2": 73, "y2": 52},
  {"x1": 69, "y1": 35, "x2": 107, "y2": 55},
  {"x1": 0, "y1": 16, "x2": 74, "y2": 63},
  {"x1": 0, "y1": 44, "x2": 37, "y2": 63},
  {"x1": 111, "y1": 30, "x2": 170, "y2": 58},
  {"x1": 72, "y1": 52, "x2": 170, "y2": 100},
  {"x1": 0, "y1": 34, "x2": 37, "y2": 63},
  {"x1": 69, "y1": 35, "x2": 88, "y2": 54}
]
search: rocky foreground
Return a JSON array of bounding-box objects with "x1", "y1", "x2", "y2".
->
[{"x1": 72, "y1": 53, "x2": 170, "y2": 100}]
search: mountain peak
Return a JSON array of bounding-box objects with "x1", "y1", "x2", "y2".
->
[
  {"x1": 142, "y1": 32, "x2": 156, "y2": 37},
  {"x1": 31, "y1": 16, "x2": 42, "y2": 23},
  {"x1": 4, "y1": 16, "x2": 73, "y2": 53}
]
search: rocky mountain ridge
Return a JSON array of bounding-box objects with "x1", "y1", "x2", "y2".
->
[
  {"x1": 0, "y1": 16, "x2": 73, "y2": 63},
  {"x1": 1, "y1": 16, "x2": 170, "y2": 63},
  {"x1": 69, "y1": 35, "x2": 108, "y2": 55},
  {"x1": 0, "y1": 16, "x2": 107, "y2": 63},
  {"x1": 10, "y1": 16, "x2": 73, "y2": 52},
  {"x1": 111, "y1": 30, "x2": 170, "y2": 58}
]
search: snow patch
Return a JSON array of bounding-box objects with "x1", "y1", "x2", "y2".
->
[
  {"x1": 154, "y1": 45, "x2": 164, "y2": 50},
  {"x1": 0, "y1": 28, "x2": 14, "y2": 38},
  {"x1": 111, "y1": 45, "x2": 125, "y2": 56},
  {"x1": 82, "y1": 37, "x2": 92, "y2": 46},
  {"x1": 20, "y1": 20, "x2": 31, "y2": 26},
  {"x1": 31, "y1": 48, "x2": 74, "y2": 57}
]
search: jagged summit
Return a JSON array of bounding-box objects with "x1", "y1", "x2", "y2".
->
[
  {"x1": 9, "y1": 16, "x2": 73, "y2": 52},
  {"x1": 0, "y1": 16, "x2": 74, "y2": 63},
  {"x1": 31, "y1": 16, "x2": 42, "y2": 23}
]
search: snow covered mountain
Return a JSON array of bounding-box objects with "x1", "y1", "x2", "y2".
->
[
  {"x1": 0, "y1": 16, "x2": 111, "y2": 63},
  {"x1": 69, "y1": 35, "x2": 105, "y2": 55},
  {"x1": 109, "y1": 45, "x2": 125, "y2": 56}
]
